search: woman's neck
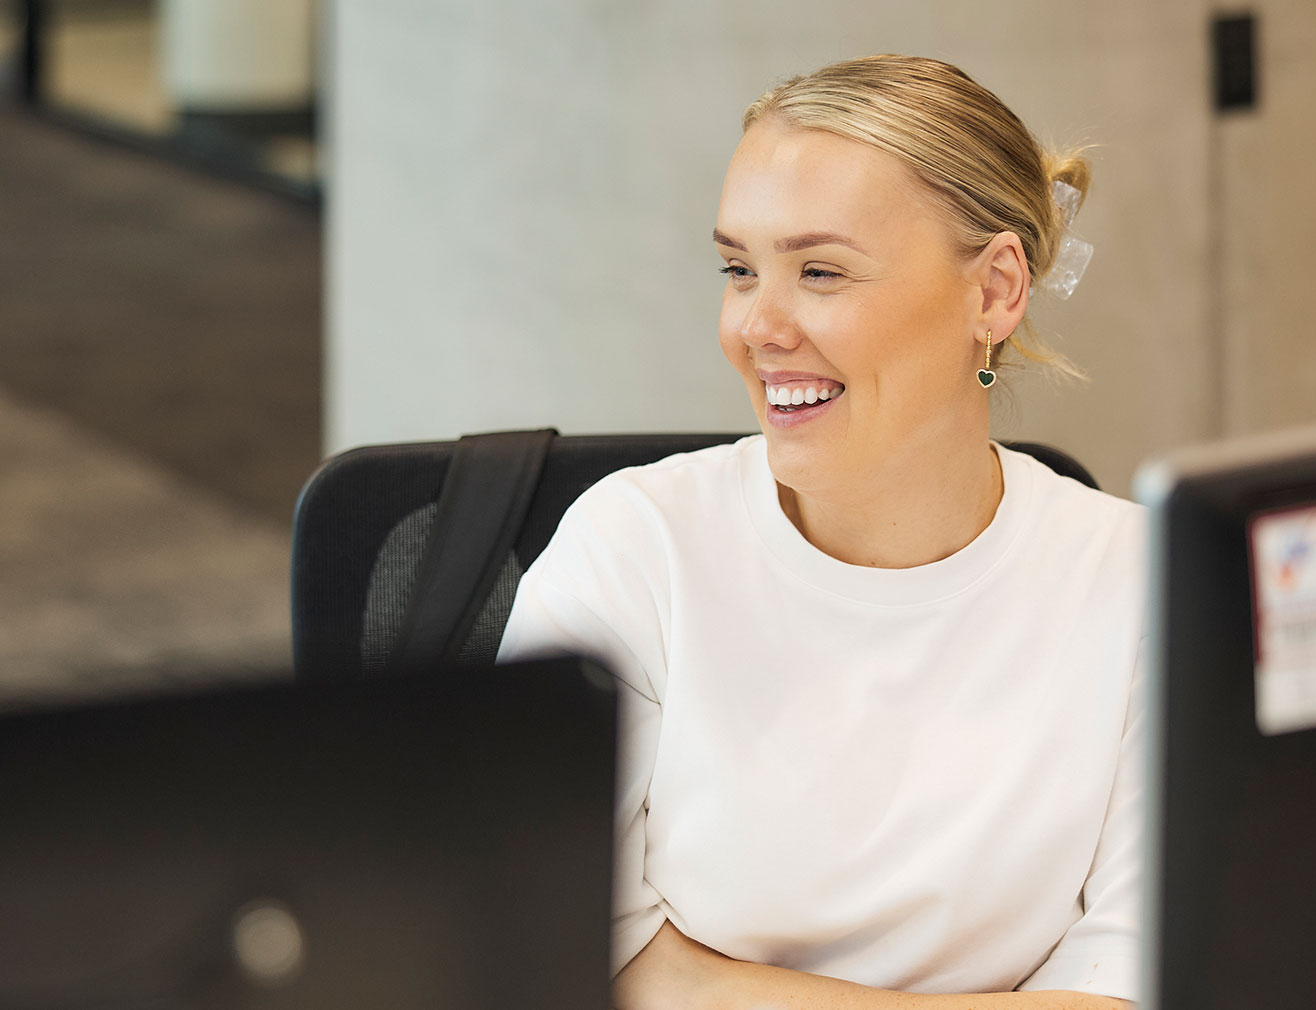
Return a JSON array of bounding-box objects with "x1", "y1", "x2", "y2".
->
[{"x1": 778, "y1": 439, "x2": 1004, "y2": 569}]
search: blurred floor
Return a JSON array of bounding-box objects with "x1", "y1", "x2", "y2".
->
[
  {"x1": 0, "y1": 103, "x2": 321, "y2": 702},
  {"x1": 1, "y1": 103, "x2": 321, "y2": 522},
  {"x1": 0, "y1": 389, "x2": 294, "y2": 705}
]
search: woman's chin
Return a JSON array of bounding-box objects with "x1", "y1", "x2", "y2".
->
[
  {"x1": 763, "y1": 438, "x2": 829, "y2": 497},
  {"x1": 754, "y1": 395, "x2": 853, "y2": 492}
]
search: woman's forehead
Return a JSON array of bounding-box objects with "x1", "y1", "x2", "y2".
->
[{"x1": 717, "y1": 122, "x2": 938, "y2": 246}]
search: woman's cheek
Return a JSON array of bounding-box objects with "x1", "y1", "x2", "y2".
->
[{"x1": 718, "y1": 308, "x2": 748, "y2": 369}]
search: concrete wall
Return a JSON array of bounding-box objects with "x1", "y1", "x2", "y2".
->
[
  {"x1": 325, "y1": 1, "x2": 1315, "y2": 496},
  {"x1": 1217, "y1": 3, "x2": 1316, "y2": 437},
  {"x1": 324, "y1": 3, "x2": 929, "y2": 455}
]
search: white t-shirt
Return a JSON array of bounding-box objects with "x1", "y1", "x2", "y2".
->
[{"x1": 498, "y1": 436, "x2": 1146, "y2": 1003}]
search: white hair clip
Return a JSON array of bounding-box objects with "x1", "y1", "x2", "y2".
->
[{"x1": 1037, "y1": 180, "x2": 1094, "y2": 300}]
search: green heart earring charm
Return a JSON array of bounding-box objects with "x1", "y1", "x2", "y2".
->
[{"x1": 977, "y1": 330, "x2": 997, "y2": 388}]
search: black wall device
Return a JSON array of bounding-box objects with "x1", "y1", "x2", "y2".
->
[{"x1": 1212, "y1": 13, "x2": 1258, "y2": 111}]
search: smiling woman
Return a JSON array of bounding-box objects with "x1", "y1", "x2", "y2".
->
[
  {"x1": 714, "y1": 121, "x2": 1013, "y2": 568},
  {"x1": 499, "y1": 55, "x2": 1143, "y2": 1010}
]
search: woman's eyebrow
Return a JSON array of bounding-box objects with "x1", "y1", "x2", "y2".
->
[
  {"x1": 712, "y1": 228, "x2": 746, "y2": 250},
  {"x1": 775, "y1": 231, "x2": 867, "y2": 254},
  {"x1": 711, "y1": 229, "x2": 868, "y2": 255}
]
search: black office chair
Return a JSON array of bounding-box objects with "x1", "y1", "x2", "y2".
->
[{"x1": 290, "y1": 431, "x2": 1097, "y2": 680}]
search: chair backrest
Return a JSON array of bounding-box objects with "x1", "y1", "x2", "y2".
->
[{"x1": 291, "y1": 433, "x2": 1097, "y2": 680}]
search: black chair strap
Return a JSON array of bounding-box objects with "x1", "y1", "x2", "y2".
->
[{"x1": 390, "y1": 428, "x2": 557, "y2": 673}]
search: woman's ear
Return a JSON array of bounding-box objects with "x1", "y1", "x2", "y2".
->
[{"x1": 969, "y1": 231, "x2": 1029, "y2": 342}]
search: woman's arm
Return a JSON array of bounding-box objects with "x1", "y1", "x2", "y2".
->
[{"x1": 613, "y1": 922, "x2": 1132, "y2": 1010}]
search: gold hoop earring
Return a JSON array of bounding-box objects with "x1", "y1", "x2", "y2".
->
[{"x1": 977, "y1": 330, "x2": 997, "y2": 389}]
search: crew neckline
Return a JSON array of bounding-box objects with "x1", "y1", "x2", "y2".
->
[{"x1": 738, "y1": 435, "x2": 1035, "y2": 607}]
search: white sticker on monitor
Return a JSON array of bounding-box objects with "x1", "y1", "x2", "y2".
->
[{"x1": 1249, "y1": 504, "x2": 1316, "y2": 735}]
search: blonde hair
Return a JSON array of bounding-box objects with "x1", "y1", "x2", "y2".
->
[{"x1": 743, "y1": 54, "x2": 1089, "y2": 377}]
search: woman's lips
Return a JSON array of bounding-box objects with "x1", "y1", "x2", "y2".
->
[
  {"x1": 761, "y1": 381, "x2": 844, "y2": 429},
  {"x1": 754, "y1": 372, "x2": 846, "y2": 429}
]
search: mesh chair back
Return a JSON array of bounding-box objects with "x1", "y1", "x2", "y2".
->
[
  {"x1": 292, "y1": 433, "x2": 744, "y2": 679},
  {"x1": 291, "y1": 434, "x2": 1097, "y2": 679}
]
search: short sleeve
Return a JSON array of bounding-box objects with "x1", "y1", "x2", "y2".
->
[
  {"x1": 1019, "y1": 636, "x2": 1147, "y2": 1003},
  {"x1": 496, "y1": 482, "x2": 673, "y2": 975}
]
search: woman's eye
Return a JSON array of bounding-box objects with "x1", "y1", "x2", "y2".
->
[
  {"x1": 719, "y1": 265, "x2": 753, "y2": 280},
  {"x1": 803, "y1": 267, "x2": 842, "y2": 281}
]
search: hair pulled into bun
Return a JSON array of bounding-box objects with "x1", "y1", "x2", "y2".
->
[{"x1": 744, "y1": 55, "x2": 1091, "y2": 377}]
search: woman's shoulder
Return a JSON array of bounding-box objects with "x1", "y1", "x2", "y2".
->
[
  {"x1": 998, "y1": 442, "x2": 1147, "y2": 566},
  {"x1": 570, "y1": 434, "x2": 761, "y2": 516},
  {"x1": 1001, "y1": 442, "x2": 1144, "y2": 518},
  {"x1": 533, "y1": 435, "x2": 762, "y2": 573}
]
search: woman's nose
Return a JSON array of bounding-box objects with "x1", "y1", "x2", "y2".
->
[{"x1": 739, "y1": 287, "x2": 802, "y2": 351}]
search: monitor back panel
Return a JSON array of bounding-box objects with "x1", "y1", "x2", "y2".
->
[
  {"x1": 1142, "y1": 434, "x2": 1316, "y2": 1010},
  {"x1": 0, "y1": 658, "x2": 615, "y2": 1010}
]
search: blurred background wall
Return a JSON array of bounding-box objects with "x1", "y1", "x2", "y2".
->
[
  {"x1": 326, "y1": 0, "x2": 1316, "y2": 496},
  {"x1": 1, "y1": 0, "x2": 1313, "y2": 691}
]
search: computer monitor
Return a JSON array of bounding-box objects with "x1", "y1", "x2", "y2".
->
[
  {"x1": 0, "y1": 656, "x2": 615, "y2": 1010},
  {"x1": 1136, "y1": 425, "x2": 1316, "y2": 1010}
]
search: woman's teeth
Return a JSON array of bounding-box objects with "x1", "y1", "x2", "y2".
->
[{"x1": 764, "y1": 384, "x2": 844, "y2": 407}]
